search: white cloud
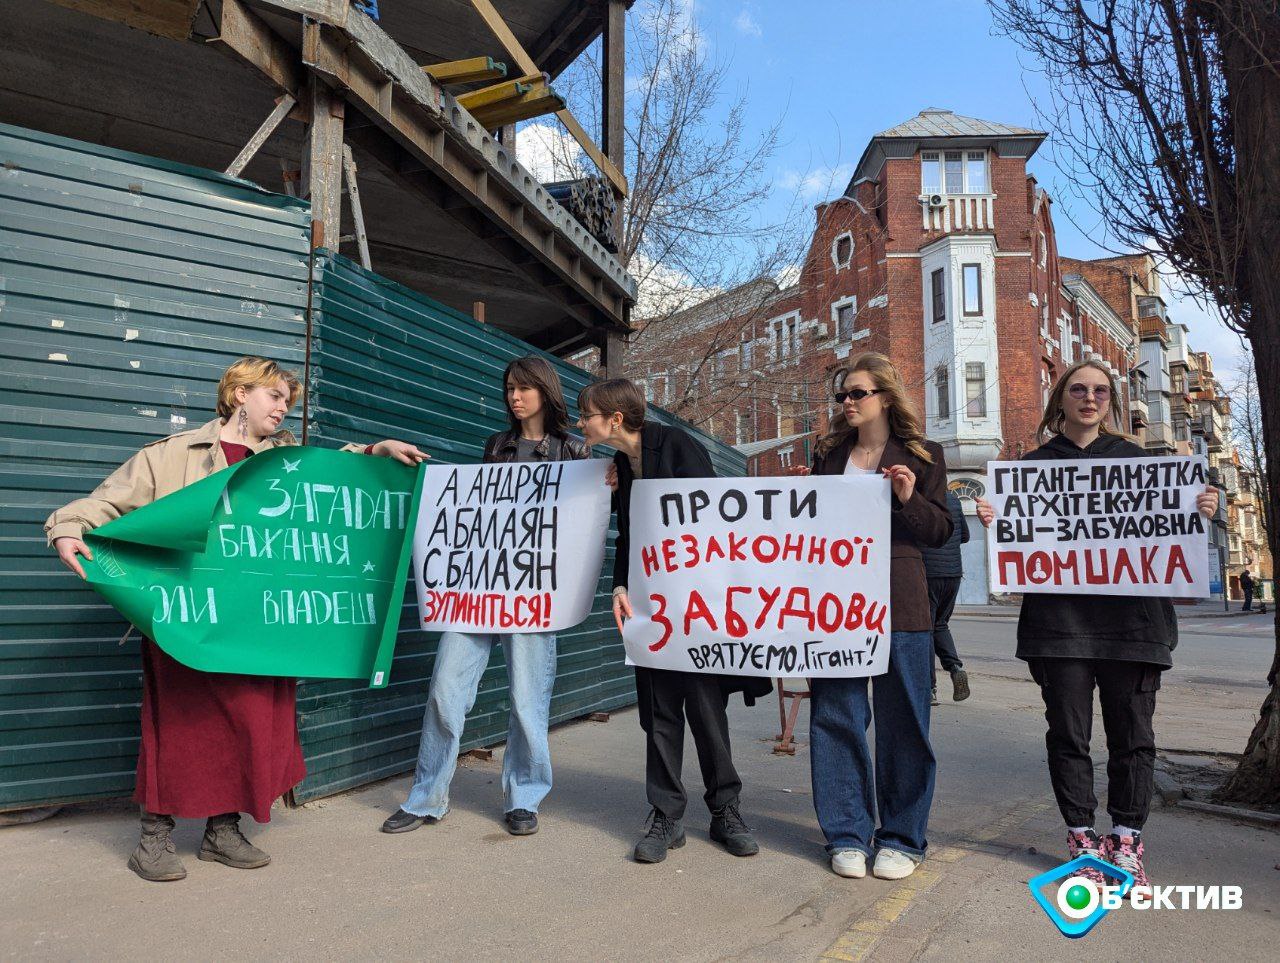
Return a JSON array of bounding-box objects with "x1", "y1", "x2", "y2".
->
[
  {"x1": 774, "y1": 264, "x2": 802, "y2": 289},
  {"x1": 515, "y1": 121, "x2": 588, "y2": 184},
  {"x1": 733, "y1": 9, "x2": 763, "y2": 37},
  {"x1": 630, "y1": 252, "x2": 723, "y2": 319},
  {"x1": 777, "y1": 163, "x2": 855, "y2": 202}
]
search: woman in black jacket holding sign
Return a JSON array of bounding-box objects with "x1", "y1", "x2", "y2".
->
[
  {"x1": 576, "y1": 378, "x2": 771, "y2": 864},
  {"x1": 975, "y1": 359, "x2": 1217, "y2": 891}
]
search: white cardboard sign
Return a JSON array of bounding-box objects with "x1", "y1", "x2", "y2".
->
[
  {"x1": 986, "y1": 456, "x2": 1210, "y2": 597},
  {"x1": 412, "y1": 460, "x2": 611, "y2": 633},
  {"x1": 622, "y1": 476, "x2": 892, "y2": 677}
]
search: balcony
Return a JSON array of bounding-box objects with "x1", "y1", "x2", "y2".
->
[
  {"x1": 1139, "y1": 315, "x2": 1170, "y2": 344},
  {"x1": 1129, "y1": 395, "x2": 1150, "y2": 427},
  {"x1": 1144, "y1": 422, "x2": 1175, "y2": 452},
  {"x1": 920, "y1": 193, "x2": 997, "y2": 232}
]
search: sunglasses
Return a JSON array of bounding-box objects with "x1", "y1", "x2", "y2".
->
[
  {"x1": 1067, "y1": 383, "x2": 1111, "y2": 400},
  {"x1": 835, "y1": 388, "x2": 884, "y2": 403}
]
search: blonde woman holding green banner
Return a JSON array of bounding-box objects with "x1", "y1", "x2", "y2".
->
[{"x1": 45, "y1": 356, "x2": 427, "y2": 883}]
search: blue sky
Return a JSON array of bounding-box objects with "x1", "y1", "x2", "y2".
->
[{"x1": 689, "y1": 0, "x2": 1249, "y2": 377}]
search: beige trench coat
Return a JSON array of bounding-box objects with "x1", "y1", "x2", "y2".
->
[{"x1": 45, "y1": 417, "x2": 361, "y2": 544}]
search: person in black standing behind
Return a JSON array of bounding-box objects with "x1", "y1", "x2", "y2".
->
[
  {"x1": 576, "y1": 378, "x2": 772, "y2": 864},
  {"x1": 922, "y1": 490, "x2": 971, "y2": 705},
  {"x1": 1240, "y1": 570, "x2": 1255, "y2": 612}
]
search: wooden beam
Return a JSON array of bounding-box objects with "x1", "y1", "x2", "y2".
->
[
  {"x1": 424, "y1": 56, "x2": 507, "y2": 85},
  {"x1": 44, "y1": 0, "x2": 202, "y2": 41},
  {"x1": 306, "y1": 73, "x2": 345, "y2": 250},
  {"x1": 470, "y1": 86, "x2": 565, "y2": 129},
  {"x1": 529, "y1": 3, "x2": 594, "y2": 75},
  {"x1": 456, "y1": 75, "x2": 538, "y2": 112},
  {"x1": 225, "y1": 94, "x2": 297, "y2": 177},
  {"x1": 466, "y1": 0, "x2": 628, "y2": 196},
  {"x1": 341, "y1": 145, "x2": 372, "y2": 270},
  {"x1": 602, "y1": 0, "x2": 626, "y2": 241},
  {"x1": 210, "y1": 0, "x2": 304, "y2": 96}
]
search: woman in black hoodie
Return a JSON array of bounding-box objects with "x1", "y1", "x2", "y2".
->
[{"x1": 975, "y1": 359, "x2": 1217, "y2": 890}]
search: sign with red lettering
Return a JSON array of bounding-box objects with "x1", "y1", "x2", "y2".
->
[
  {"x1": 622, "y1": 477, "x2": 892, "y2": 677},
  {"x1": 412, "y1": 460, "x2": 611, "y2": 632},
  {"x1": 985, "y1": 456, "x2": 1210, "y2": 596}
]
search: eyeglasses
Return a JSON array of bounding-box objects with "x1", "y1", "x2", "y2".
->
[
  {"x1": 578, "y1": 412, "x2": 610, "y2": 422},
  {"x1": 835, "y1": 388, "x2": 884, "y2": 403},
  {"x1": 1067, "y1": 383, "x2": 1111, "y2": 400}
]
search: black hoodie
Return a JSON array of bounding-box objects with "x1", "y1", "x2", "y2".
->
[{"x1": 1015, "y1": 432, "x2": 1178, "y2": 668}]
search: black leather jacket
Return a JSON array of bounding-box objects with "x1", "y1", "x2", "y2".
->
[{"x1": 482, "y1": 429, "x2": 591, "y2": 464}]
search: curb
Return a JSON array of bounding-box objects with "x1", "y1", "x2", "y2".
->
[{"x1": 1174, "y1": 799, "x2": 1280, "y2": 829}]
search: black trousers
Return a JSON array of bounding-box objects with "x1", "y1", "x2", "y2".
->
[
  {"x1": 1242, "y1": 586, "x2": 1254, "y2": 611},
  {"x1": 1028, "y1": 657, "x2": 1161, "y2": 830},
  {"x1": 927, "y1": 577, "x2": 964, "y2": 690},
  {"x1": 635, "y1": 666, "x2": 741, "y2": 820}
]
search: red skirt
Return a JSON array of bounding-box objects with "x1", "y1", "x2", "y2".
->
[{"x1": 133, "y1": 640, "x2": 306, "y2": 823}]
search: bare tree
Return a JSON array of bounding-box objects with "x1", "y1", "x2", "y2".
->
[
  {"x1": 989, "y1": 0, "x2": 1280, "y2": 805},
  {"x1": 1228, "y1": 355, "x2": 1271, "y2": 544}
]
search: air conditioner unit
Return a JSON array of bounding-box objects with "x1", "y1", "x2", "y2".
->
[{"x1": 927, "y1": 194, "x2": 946, "y2": 208}]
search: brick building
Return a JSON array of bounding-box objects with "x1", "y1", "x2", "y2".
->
[{"x1": 610, "y1": 108, "x2": 1265, "y2": 604}]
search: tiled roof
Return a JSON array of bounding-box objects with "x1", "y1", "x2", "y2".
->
[{"x1": 875, "y1": 108, "x2": 1044, "y2": 139}]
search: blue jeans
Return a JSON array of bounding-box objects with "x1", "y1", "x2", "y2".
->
[
  {"x1": 403, "y1": 630, "x2": 557, "y2": 818},
  {"x1": 809, "y1": 630, "x2": 936, "y2": 859}
]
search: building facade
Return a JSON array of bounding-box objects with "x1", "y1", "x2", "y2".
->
[{"x1": 615, "y1": 108, "x2": 1261, "y2": 604}]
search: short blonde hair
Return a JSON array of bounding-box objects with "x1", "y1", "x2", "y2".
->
[{"x1": 216, "y1": 357, "x2": 301, "y2": 418}]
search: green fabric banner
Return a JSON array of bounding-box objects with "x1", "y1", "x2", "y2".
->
[{"x1": 82, "y1": 447, "x2": 425, "y2": 688}]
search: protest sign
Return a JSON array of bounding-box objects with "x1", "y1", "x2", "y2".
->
[
  {"x1": 412, "y1": 459, "x2": 611, "y2": 633},
  {"x1": 986, "y1": 455, "x2": 1209, "y2": 596},
  {"x1": 621, "y1": 476, "x2": 892, "y2": 678},
  {"x1": 82, "y1": 447, "x2": 425, "y2": 687}
]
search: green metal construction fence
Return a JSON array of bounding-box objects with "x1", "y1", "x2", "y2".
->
[{"x1": 0, "y1": 122, "x2": 744, "y2": 811}]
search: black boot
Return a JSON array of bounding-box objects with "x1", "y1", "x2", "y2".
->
[
  {"x1": 709, "y1": 802, "x2": 759, "y2": 857},
  {"x1": 199, "y1": 813, "x2": 270, "y2": 869},
  {"x1": 127, "y1": 810, "x2": 187, "y2": 882},
  {"x1": 633, "y1": 808, "x2": 685, "y2": 863}
]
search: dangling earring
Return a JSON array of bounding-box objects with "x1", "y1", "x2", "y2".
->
[{"x1": 237, "y1": 408, "x2": 248, "y2": 440}]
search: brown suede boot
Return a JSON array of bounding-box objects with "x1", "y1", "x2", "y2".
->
[
  {"x1": 127, "y1": 811, "x2": 187, "y2": 882},
  {"x1": 198, "y1": 813, "x2": 271, "y2": 869}
]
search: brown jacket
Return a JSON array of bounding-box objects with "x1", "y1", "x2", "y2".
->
[
  {"x1": 812, "y1": 433, "x2": 953, "y2": 632},
  {"x1": 45, "y1": 418, "x2": 361, "y2": 544}
]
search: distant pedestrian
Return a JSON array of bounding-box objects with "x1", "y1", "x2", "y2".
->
[
  {"x1": 1240, "y1": 570, "x2": 1255, "y2": 612},
  {"x1": 921, "y1": 490, "x2": 971, "y2": 704}
]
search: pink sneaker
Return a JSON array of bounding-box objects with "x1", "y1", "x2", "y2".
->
[
  {"x1": 1106, "y1": 833, "x2": 1149, "y2": 895},
  {"x1": 1066, "y1": 829, "x2": 1108, "y2": 885}
]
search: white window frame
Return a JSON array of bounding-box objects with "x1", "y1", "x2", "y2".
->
[
  {"x1": 965, "y1": 361, "x2": 988, "y2": 419},
  {"x1": 922, "y1": 149, "x2": 988, "y2": 194},
  {"x1": 831, "y1": 232, "x2": 854, "y2": 270},
  {"x1": 769, "y1": 311, "x2": 802, "y2": 362},
  {"x1": 778, "y1": 448, "x2": 793, "y2": 469},
  {"x1": 935, "y1": 364, "x2": 951, "y2": 421}
]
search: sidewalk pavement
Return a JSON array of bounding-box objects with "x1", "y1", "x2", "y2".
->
[{"x1": 1, "y1": 665, "x2": 1276, "y2": 960}]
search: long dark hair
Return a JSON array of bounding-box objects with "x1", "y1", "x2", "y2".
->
[
  {"x1": 503, "y1": 355, "x2": 570, "y2": 438},
  {"x1": 814, "y1": 352, "x2": 933, "y2": 462}
]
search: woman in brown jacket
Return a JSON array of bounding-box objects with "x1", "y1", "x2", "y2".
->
[
  {"x1": 799, "y1": 352, "x2": 952, "y2": 882},
  {"x1": 46, "y1": 356, "x2": 427, "y2": 882}
]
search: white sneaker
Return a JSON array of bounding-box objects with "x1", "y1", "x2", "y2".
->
[
  {"x1": 873, "y1": 848, "x2": 918, "y2": 880},
  {"x1": 830, "y1": 849, "x2": 867, "y2": 878}
]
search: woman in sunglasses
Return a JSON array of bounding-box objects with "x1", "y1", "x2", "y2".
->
[
  {"x1": 798, "y1": 352, "x2": 953, "y2": 881},
  {"x1": 974, "y1": 359, "x2": 1217, "y2": 891}
]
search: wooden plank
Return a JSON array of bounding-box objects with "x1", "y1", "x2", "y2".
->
[
  {"x1": 471, "y1": 87, "x2": 565, "y2": 129},
  {"x1": 602, "y1": 0, "x2": 625, "y2": 171},
  {"x1": 424, "y1": 56, "x2": 507, "y2": 85},
  {"x1": 466, "y1": 0, "x2": 627, "y2": 196},
  {"x1": 341, "y1": 145, "x2": 372, "y2": 270},
  {"x1": 43, "y1": 0, "x2": 202, "y2": 41},
  {"x1": 212, "y1": 0, "x2": 305, "y2": 95},
  {"x1": 225, "y1": 94, "x2": 297, "y2": 177},
  {"x1": 455, "y1": 76, "x2": 537, "y2": 112},
  {"x1": 306, "y1": 72, "x2": 345, "y2": 250}
]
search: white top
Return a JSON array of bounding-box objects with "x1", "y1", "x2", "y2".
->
[{"x1": 844, "y1": 458, "x2": 878, "y2": 475}]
